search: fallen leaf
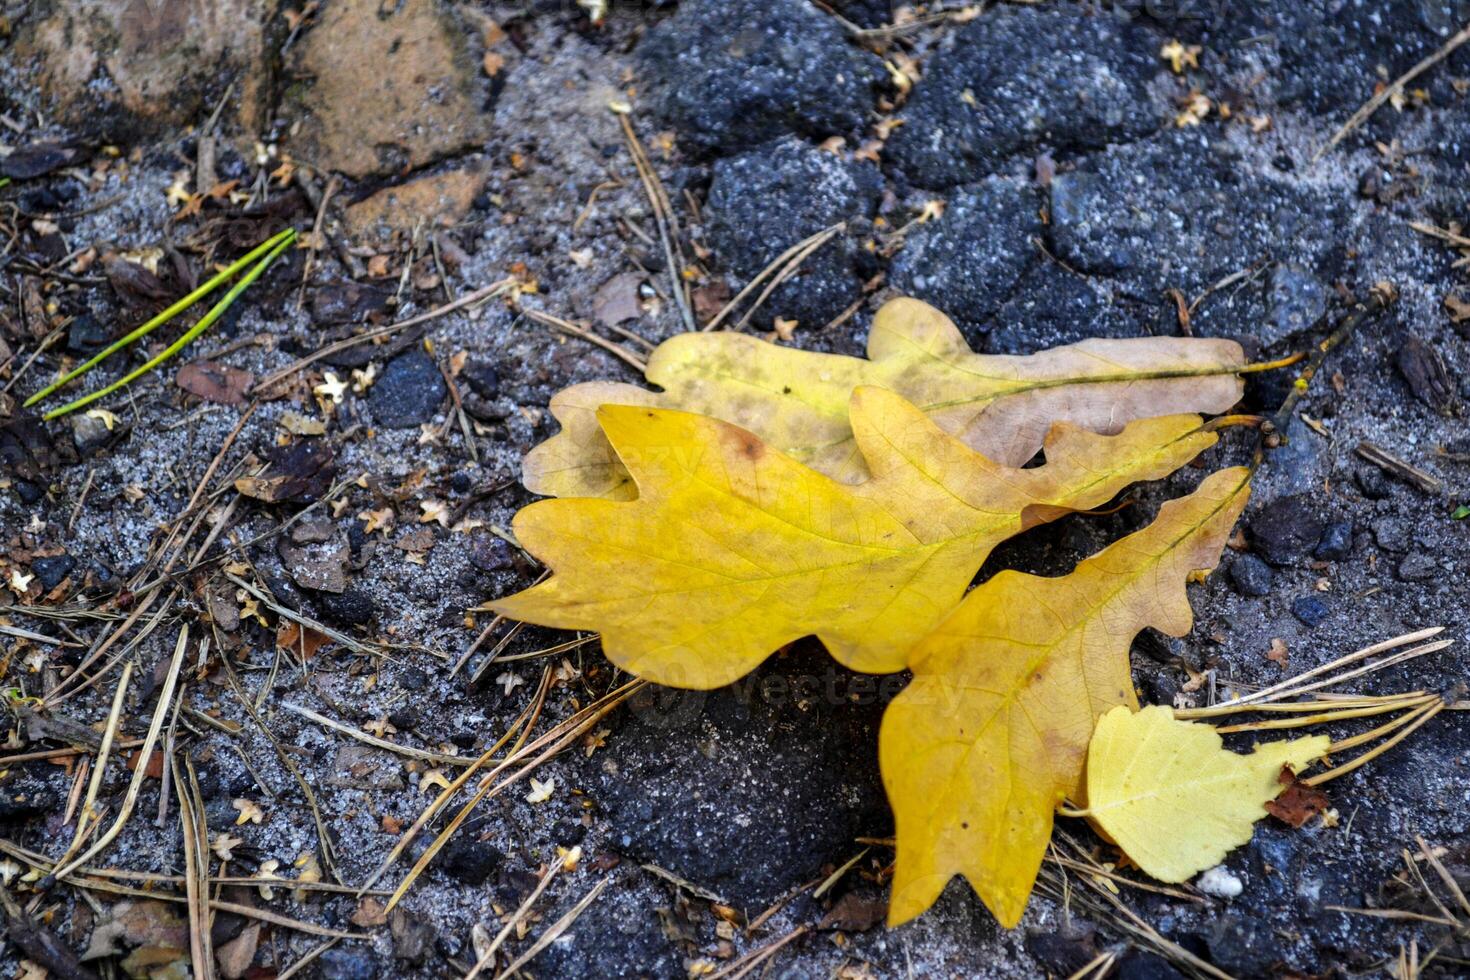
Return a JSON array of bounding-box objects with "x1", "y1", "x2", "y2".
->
[
  {"x1": 83, "y1": 900, "x2": 187, "y2": 961},
  {"x1": 276, "y1": 621, "x2": 332, "y2": 659},
  {"x1": 880, "y1": 466, "x2": 1251, "y2": 927},
  {"x1": 125, "y1": 747, "x2": 165, "y2": 780},
  {"x1": 523, "y1": 297, "x2": 1244, "y2": 499},
  {"x1": 1266, "y1": 637, "x2": 1289, "y2": 667},
  {"x1": 592, "y1": 272, "x2": 645, "y2": 327},
  {"x1": 254, "y1": 860, "x2": 281, "y2": 900},
  {"x1": 419, "y1": 769, "x2": 452, "y2": 793},
  {"x1": 1160, "y1": 39, "x2": 1202, "y2": 73},
  {"x1": 493, "y1": 388, "x2": 1223, "y2": 686},
  {"x1": 279, "y1": 410, "x2": 327, "y2": 436},
  {"x1": 211, "y1": 833, "x2": 245, "y2": 862},
  {"x1": 526, "y1": 776, "x2": 555, "y2": 803},
  {"x1": 1264, "y1": 765, "x2": 1332, "y2": 828},
  {"x1": 1083, "y1": 706, "x2": 1328, "y2": 881},
  {"x1": 314, "y1": 371, "x2": 349, "y2": 405},
  {"x1": 359, "y1": 507, "x2": 395, "y2": 535},
  {"x1": 85, "y1": 408, "x2": 120, "y2": 431},
  {"x1": 176, "y1": 360, "x2": 254, "y2": 405},
  {"x1": 216, "y1": 921, "x2": 261, "y2": 980},
  {"x1": 351, "y1": 897, "x2": 389, "y2": 927},
  {"x1": 8, "y1": 568, "x2": 34, "y2": 596},
  {"x1": 232, "y1": 798, "x2": 264, "y2": 825},
  {"x1": 818, "y1": 892, "x2": 888, "y2": 932},
  {"x1": 419, "y1": 499, "x2": 451, "y2": 527}
]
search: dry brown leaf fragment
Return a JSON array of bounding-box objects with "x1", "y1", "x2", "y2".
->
[{"x1": 1264, "y1": 766, "x2": 1331, "y2": 828}]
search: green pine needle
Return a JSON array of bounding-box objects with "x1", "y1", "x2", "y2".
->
[{"x1": 30, "y1": 227, "x2": 296, "y2": 421}]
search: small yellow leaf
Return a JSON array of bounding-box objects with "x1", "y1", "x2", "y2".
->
[
  {"x1": 7, "y1": 568, "x2": 33, "y2": 595},
  {"x1": 881, "y1": 466, "x2": 1251, "y2": 928},
  {"x1": 212, "y1": 833, "x2": 244, "y2": 862},
  {"x1": 419, "y1": 499, "x2": 451, "y2": 527},
  {"x1": 85, "y1": 408, "x2": 120, "y2": 431},
  {"x1": 524, "y1": 298, "x2": 1245, "y2": 499},
  {"x1": 493, "y1": 389, "x2": 1223, "y2": 686},
  {"x1": 419, "y1": 769, "x2": 452, "y2": 793},
  {"x1": 314, "y1": 372, "x2": 348, "y2": 404},
  {"x1": 232, "y1": 798, "x2": 264, "y2": 825},
  {"x1": 359, "y1": 508, "x2": 395, "y2": 535},
  {"x1": 1083, "y1": 705, "x2": 1328, "y2": 883},
  {"x1": 525, "y1": 776, "x2": 555, "y2": 803}
]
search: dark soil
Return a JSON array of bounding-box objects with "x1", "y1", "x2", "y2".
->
[{"x1": 2, "y1": 1, "x2": 1469, "y2": 978}]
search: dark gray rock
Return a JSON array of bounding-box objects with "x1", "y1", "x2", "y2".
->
[
  {"x1": 1205, "y1": 915, "x2": 1281, "y2": 977},
  {"x1": 889, "y1": 177, "x2": 1041, "y2": 335},
  {"x1": 29, "y1": 554, "x2": 76, "y2": 591},
  {"x1": 1373, "y1": 518, "x2": 1411, "y2": 553},
  {"x1": 318, "y1": 947, "x2": 379, "y2": 980},
  {"x1": 1228, "y1": 554, "x2": 1275, "y2": 597},
  {"x1": 13, "y1": 479, "x2": 44, "y2": 505},
  {"x1": 1314, "y1": 521, "x2": 1354, "y2": 562},
  {"x1": 437, "y1": 817, "x2": 505, "y2": 885},
  {"x1": 320, "y1": 590, "x2": 375, "y2": 626},
  {"x1": 469, "y1": 533, "x2": 514, "y2": 572},
  {"x1": 1355, "y1": 465, "x2": 1392, "y2": 500},
  {"x1": 71, "y1": 411, "x2": 113, "y2": 456},
  {"x1": 1116, "y1": 951, "x2": 1187, "y2": 980},
  {"x1": 1256, "y1": 416, "x2": 1328, "y2": 500},
  {"x1": 461, "y1": 358, "x2": 499, "y2": 400},
  {"x1": 0, "y1": 772, "x2": 59, "y2": 823},
  {"x1": 1398, "y1": 553, "x2": 1438, "y2": 582},
  {"x1": 829, "y1": 0, "x2": 891, "y2": 29},
  {"x1": 1265, "y1": 264, "x2": 1330, "y2": 347},
  {"x1": 67, "y1": 313, "x2": 108, "y2": 354},
  {"x1": 705, "y1": 137, "x2": 882, "y2": 328},
  {"x1": 886, "y1": 5, "x2": 1160, "y2": 188},
  {"x1": 1292, "y1": 595, "x2": 1330, "y2": 627},
  {"x1": 583, "y1": 645, "x2": 892, "y2": 907},
  {"x1": 639, "y1": 0, "x2": 884, "y2": 155},
  {"x1": 1050, "y1": 130, "x2": 1347, "y2": 339},
  {"x1": 368, "y1": 350, "x2": 446, "y2": 429},
  {"x1": 389, "y1": 908, "x2": 434, "y2": 965},
  {"x1": 1249, "y1": 495, "x2": 1324, "y2": 567}
]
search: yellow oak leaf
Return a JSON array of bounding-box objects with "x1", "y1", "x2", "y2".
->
[
  {"x1": 1082, "y1": 705, "x2": 1328, "y2": 883},
  {"x1": 880, "y1": 465, "x2": 1250, "y2": 929},
  {"x1": 524, "y1": 297, "x2": 1245, "y2": 499},
  {"x1": 492, "y1": 386, "x2": 1222, "y2": 687}
]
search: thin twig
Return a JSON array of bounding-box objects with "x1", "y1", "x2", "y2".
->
[{"x1": 1315, "y1": 22, "x2": 1470, "y2": 161}]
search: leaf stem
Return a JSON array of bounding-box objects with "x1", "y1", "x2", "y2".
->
[
  {"x1": 1236, "y1": 351, "x2": 1307, "y2": 374},
  {"x1": 40, "y1": 229, "x2": 296, "y2": 420},
  {"x1": 24, "y1": 226, "x2": 296, "y2": 409}
]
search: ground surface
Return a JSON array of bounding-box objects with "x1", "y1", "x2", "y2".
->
[{"x1": 1, "y1": 1, "x2": 1469, "y2": 977}]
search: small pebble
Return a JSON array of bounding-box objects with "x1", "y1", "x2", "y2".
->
[
  {"x1": 1313, "y1": 520, "x2": 1353, "y2": 561},
  {"x1": 1397, "y1": 553, "x2": 1437, "y2": 582},
  {"x1": 1291, "y1": 596, "x2": 1330, "y2": 627},
  {"x1": 1196, "y1": 866, "x2": 1244, "y2": 898},
  {"x1": 1228, "y1": 555, "x2": 1274, "y2": 597},
  {"x1": 29, "y1": 554, "x2": 76, "y2": 591}
]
